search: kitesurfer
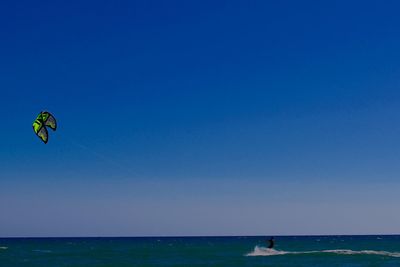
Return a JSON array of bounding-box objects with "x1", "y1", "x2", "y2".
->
[{"x1": 267, "y1": 237, "x2": 275, "y2": 249}]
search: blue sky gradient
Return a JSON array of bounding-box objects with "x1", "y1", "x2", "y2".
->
[{"x1": 2, "y1": 0, "x2": 400, "y2": 237}]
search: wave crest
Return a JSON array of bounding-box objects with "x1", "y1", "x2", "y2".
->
[{"x1": 246, "y1": 246, "x2": 400, "y2": 258}]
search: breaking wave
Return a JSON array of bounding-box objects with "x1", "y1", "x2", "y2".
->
[{"x1": 246, "y1": 246, "x2": 400, "y2": 258}]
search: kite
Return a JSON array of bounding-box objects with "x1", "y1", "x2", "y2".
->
[{"x1": 32, "y1": 111, "x2": 57, "y2": 144}]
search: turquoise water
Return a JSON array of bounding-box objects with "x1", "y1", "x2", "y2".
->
[{"x1": 1, "y1": 236, "x2": 400, "y2": 266}]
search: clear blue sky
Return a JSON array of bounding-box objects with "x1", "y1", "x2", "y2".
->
[{"x1": 2, "y1": 0, "x2": 400, "y2": 237}]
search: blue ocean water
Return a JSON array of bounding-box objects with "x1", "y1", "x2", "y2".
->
[{"x1": 1, "y1": 235, "x2": 400, "y2": 266}]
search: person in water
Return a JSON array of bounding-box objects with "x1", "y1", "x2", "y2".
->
[{"x1": 267, "y1": 237, "x2": 275, "y2": 249}]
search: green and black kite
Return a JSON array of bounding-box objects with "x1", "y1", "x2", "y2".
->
[{"x1": 33, "y1": 111, "x2": 57, "y2": 143}]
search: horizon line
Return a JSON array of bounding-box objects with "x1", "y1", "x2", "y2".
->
[{"x1": 1, "y1": 234, "x2": 399, "y2": 239}]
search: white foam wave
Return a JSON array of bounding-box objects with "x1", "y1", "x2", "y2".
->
[
  {"x1": 0, "y1": 246, "x2": 8, "y2": 250},
  {"x1": 246, "y1": 247, "x2": 287, "y2": 256},
  {"x1": 246, "y1": 246, "x2": 400, "y2": 258},
  {"x1": 323, "y1": 249, "x2": 400, "y2": 257}
]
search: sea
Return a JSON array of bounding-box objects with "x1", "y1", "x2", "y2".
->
[{"x1": 1, "y1": 235, "x2": 400, "y2": 266}]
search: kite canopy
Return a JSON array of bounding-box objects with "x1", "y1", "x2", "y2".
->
[{"x1": 33, "y1": 111, "x2": 57, "y2": 143}]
